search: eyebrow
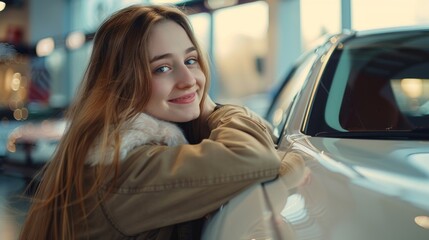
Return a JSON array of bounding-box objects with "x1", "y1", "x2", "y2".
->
[{"x1": 150, "y1": 46, "x2": 197, "y2": 63}]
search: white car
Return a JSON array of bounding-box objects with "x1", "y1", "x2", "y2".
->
[
  {"x1": 202, "y1": 27, "x2": 429, "y2": 240},
  {"x1": 3, "y1": 117, "x2": 66, "y2": 179}
]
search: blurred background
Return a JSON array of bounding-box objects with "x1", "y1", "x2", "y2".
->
[
  {"x1": 2, "y1": 0, "x2": 429, "y2": 119},
  {"x1": 1, "y1": 0, "x2": 429, "y2": 239}
]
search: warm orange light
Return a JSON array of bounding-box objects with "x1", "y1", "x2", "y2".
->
[
  {"x1": 415, "y1": 215, "x2": 429, "y2": 229},
  {"x1": 401, "y1": 78, "x2": 423, "y2": 98},
  {"x1": 13, "y1": 109, "x2": 23, "y2": 120},
  {"x1": 11, "y1": 72, "x2": 21, "y2": 91},
  {"x1": 36, "y1": 37, "x2": 55, "y2": 57},
  {"x1": 66, "y1": 31, "x2": 86, "y2": 50},
  {"x1": 0, "y1": 1, "x2": 5, "y2": 12}
]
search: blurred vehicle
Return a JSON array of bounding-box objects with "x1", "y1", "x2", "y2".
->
[
  {"x1": 1, "y1": 106, "x2": 66, "y2": 179},
  {"x1": 0, "y1": 118, "x2": 23, "y2": 160},
  {"x1": 202, "y1": 27, "x2": 429, "y2": 239}
]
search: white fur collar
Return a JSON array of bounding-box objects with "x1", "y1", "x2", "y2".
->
[{"x1": 86, "y1": 113, "x2": 188, "y2": 166}]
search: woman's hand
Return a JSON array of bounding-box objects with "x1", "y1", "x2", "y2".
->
[{"x1": 277, "y1": 151, "x2": 307, "y2": 187}]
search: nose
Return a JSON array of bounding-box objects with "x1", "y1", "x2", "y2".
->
[{"x1": 176, "y1": 64, "x2": 196, "y2": 89}]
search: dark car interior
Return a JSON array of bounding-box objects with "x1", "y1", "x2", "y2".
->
[
  {"x1": 339, "y1": 49, "x2": 429, "y2": 131},
  {"x1": 307, "y1": 31, "x2": 429, "y2": 138}
]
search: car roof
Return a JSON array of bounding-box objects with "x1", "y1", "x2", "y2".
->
[{"x1": 354, "y1": 25, "x2": 429, "y2": 37}]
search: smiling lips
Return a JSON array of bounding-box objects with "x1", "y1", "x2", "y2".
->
[{"x1": 169, "y1": 92, "x2": 197, "y2": 104}]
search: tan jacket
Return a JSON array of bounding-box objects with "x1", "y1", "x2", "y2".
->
[{"x1": 76, "y1": 105, "x2": 281, "y2": 239}]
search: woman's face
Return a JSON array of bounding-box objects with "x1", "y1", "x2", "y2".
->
[{"x1": 144, "y1": 20, "x2": 206, "y2": 123}]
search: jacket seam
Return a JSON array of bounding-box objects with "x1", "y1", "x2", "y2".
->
[
  {"x1": 98, "y1": 191, "x2": 135, "y2": 238},
  {"x1": 104, "y1": 168, "x2": 279, "y2": 194},
  {"x1": 209, "y1": 109, "x2": 267, "y2": 132}
]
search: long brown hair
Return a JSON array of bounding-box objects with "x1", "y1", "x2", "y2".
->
[{"x1": 19, "y1": 5, "x2": 210, "y2": 240}]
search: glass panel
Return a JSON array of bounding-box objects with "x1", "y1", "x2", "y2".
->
[
  {"x1": 212, "y1": 1, "x2": 268, "y2": 103},
  {"x1": 188, "y1": 12, "x2": 211, "y2": 53},
  {"x1": 301, "y1": 0, "x2": 341, "y2": 50},
  {"x1": 307, "y1": 30, "x2": 429, "y2": 137},
  {"x1": 352, "y1": 0, "x2": 429, "y2": 30},
  {"x1": 334, "y1": 33, "x2": 429, "y2": 130},
  {"x1": 267, "y1": 52, "x2": 317, "y2": 137},
  {"x1": 335, "y1": 33, "x2": 429, "y2": 131}
]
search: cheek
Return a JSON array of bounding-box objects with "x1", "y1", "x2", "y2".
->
[
  {"x1": 150, "y1": 81, "x2": 170, "y2": 99},
  {"x1": 195, "y1": 71, "x2": 207, "y2": 90}
]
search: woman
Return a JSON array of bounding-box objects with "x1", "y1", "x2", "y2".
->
[{"x1": 19, "y1": 4, "x2": 281, "y2": 240}]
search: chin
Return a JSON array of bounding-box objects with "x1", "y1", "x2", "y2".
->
[
  {"x1": 175, "y1": 112, "x2": 200, "y2": 123},
  {"x1": 180, "y1": 113, "x2": 200, "y2": 123}
]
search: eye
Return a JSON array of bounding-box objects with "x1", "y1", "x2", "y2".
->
[
  {"x1": 154, "y1": 65, "x2": 170, "y2": 73},
  {"x1": 185, "y1": 58, "x2": 198, "y2": 66}
]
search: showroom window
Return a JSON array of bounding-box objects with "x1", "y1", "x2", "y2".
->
[
  {"x1": 212, "y1": 1, "x2": 269, "y2": 103},
  {"x1": 352, "y1": 0, "x2": 429, "y2": 30},
  {"x1": 301, "y1": 0, "x2": 341, "y2": 50}
]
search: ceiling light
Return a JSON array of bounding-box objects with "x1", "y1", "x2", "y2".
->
[
  {"x1": 36, "y1": 37, "x2": 55, "y2": 57},
  {"x1": 0, "y1": 1, "x2": 5, "y2": 12},
  {"x1": 205, "y1": 0, "x2": 238, "y2": 9},
  {"x1": 66, "y1": 31, "x2": 86, "y2": 50}
]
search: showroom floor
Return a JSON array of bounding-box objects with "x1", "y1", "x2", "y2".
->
[{"x1": 0, "y1": 173, "x2": 30, "y2": 240}]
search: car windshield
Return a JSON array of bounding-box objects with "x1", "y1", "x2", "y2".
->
[{"x1": 306, "y1": 30, "x2": 429, "y2": 138}]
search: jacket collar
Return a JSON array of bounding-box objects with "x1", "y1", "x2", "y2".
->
[{"x1": 86, "y1": 113, "x2": 188, "y2": 166}]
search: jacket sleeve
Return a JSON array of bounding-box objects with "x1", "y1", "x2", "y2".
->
[{"x1": 100, "y1": 104, "x2": 281, "y2": 235}]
